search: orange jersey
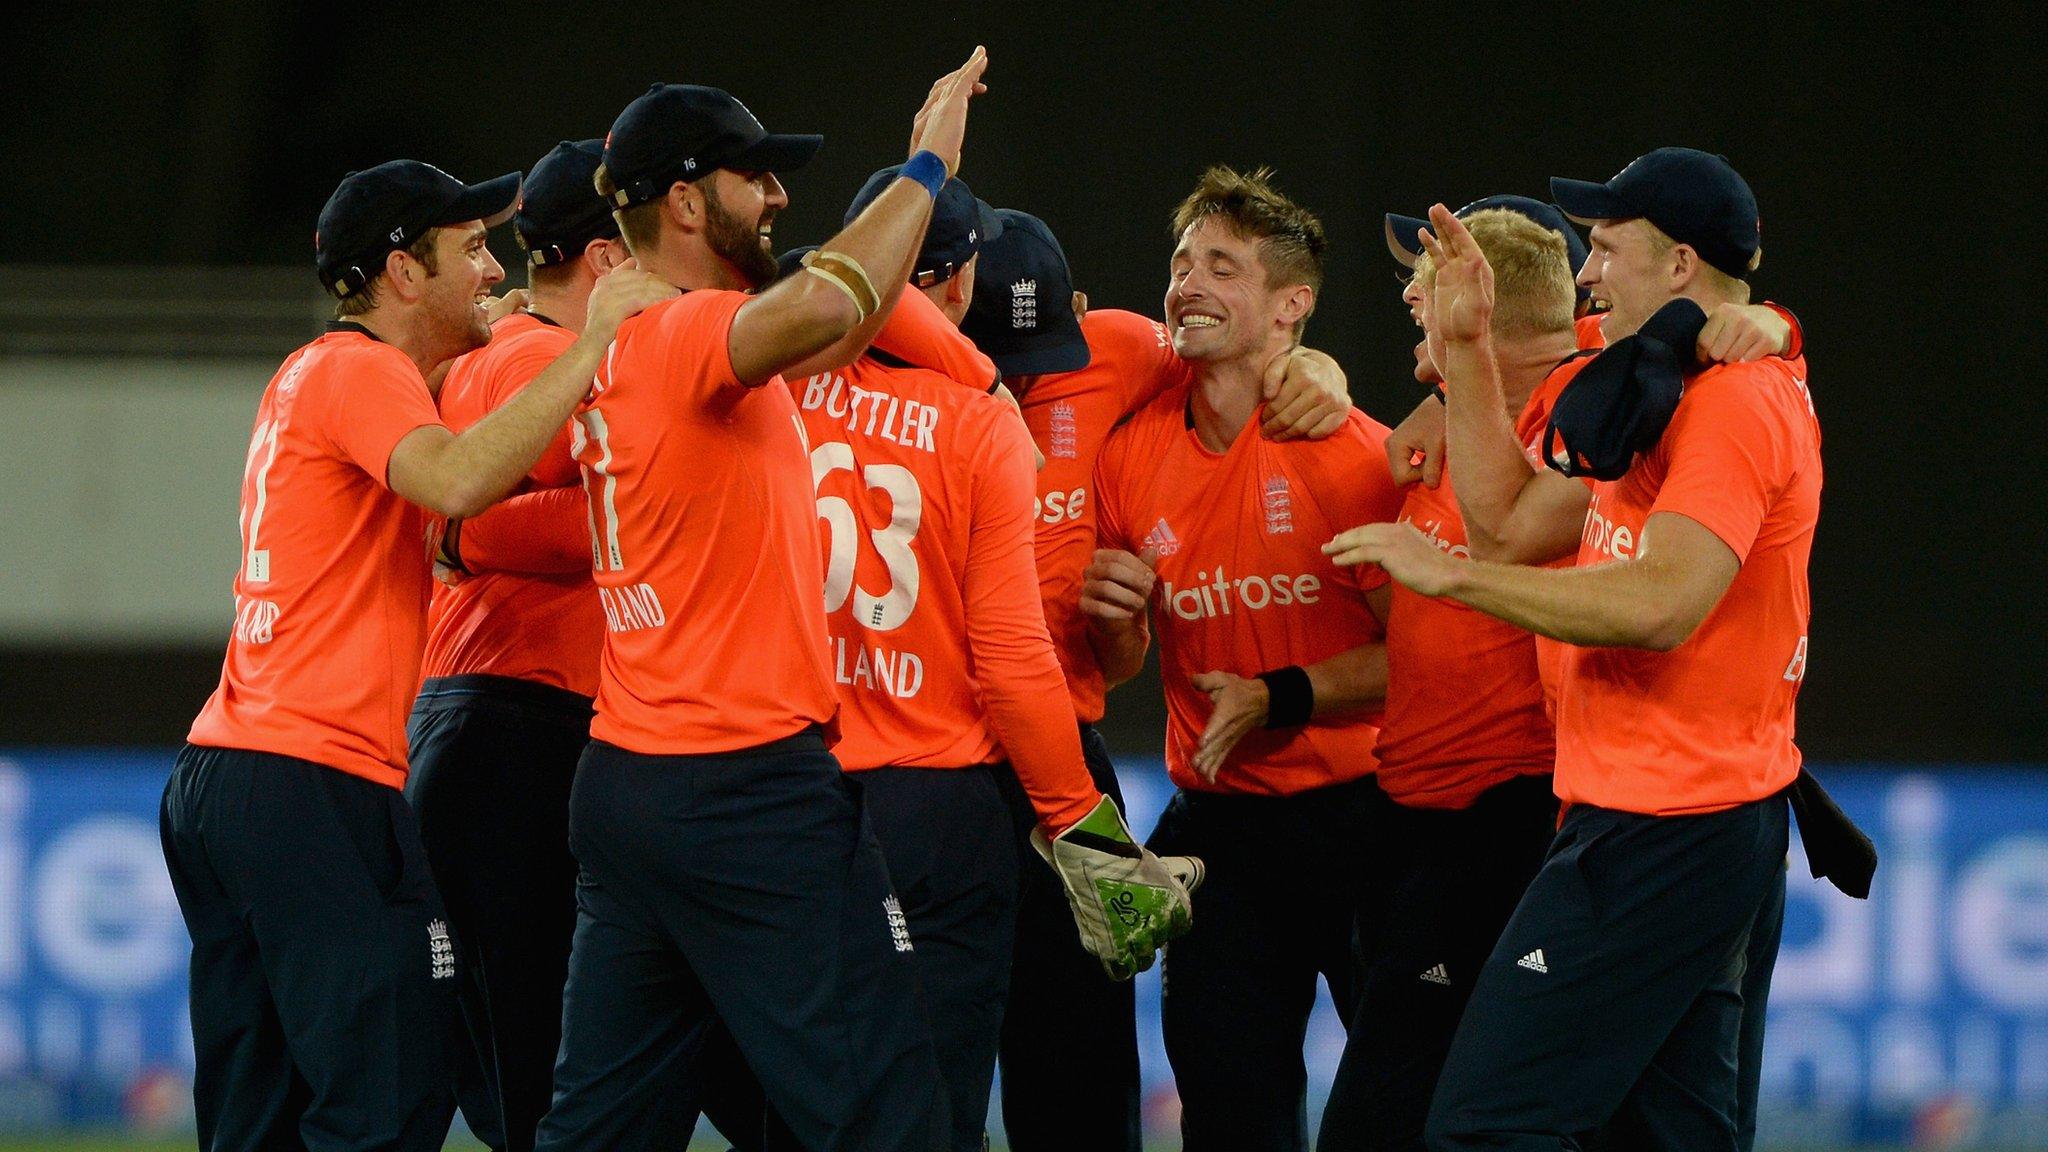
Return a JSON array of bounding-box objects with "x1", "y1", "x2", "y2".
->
[
  {"x1": 188, "y1": 324, "x2": 446, "y2": 788},
  {"x1": 872, "y1": 285, "x2": 1000, "y2": 391},
  {"x1": 1018, "y1": 309, "x2": 1193, "y2": 723},
  {"x1": 420, "y1": 313, "x2": 602, "y2": 697},
  {"x1": 1095, "y1": 392, "x2": 1403, "y2": 795},
  {"x1": 573, "y1": 290, "x2": 837, "y2": 755},
  {"x1": 1517, "y1": 354, "x2": 1601, "y2": 715},
  {"x1": 1575, "y1": 312, "x2": 1607, "y2": 350},
  {"x1": 1555, "y1": 353, "x2": 1819, "y2": 816},
  {"x1": 795, "y1": 357, "x2": 1097, "y2": 832},
  {"x1": 1377, "y1": 352, "x2": 1598, "y2": 808}
]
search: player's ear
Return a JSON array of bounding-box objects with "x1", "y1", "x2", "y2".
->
[
  {"x1": 1072, "y1": 290, "x2": 1088, "y2": 320},
  {"x1": 384, "y1": 248, "x2": 420, "y2": 302},
  {"x1": 582, "y1": 237, "x2": 619, "y2": 276},
  {"x1": 665, "y1": 181, "x2": 701, "y2": 232},
  {"x1": 1276, "y1": 283, "x2": 1314, "y2": 328},
  {"x1": 1668, "y1": 244, "x2": 1700, "y2": 293}
]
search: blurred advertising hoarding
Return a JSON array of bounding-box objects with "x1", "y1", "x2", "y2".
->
[{"x1": 0, "y1": 750, "x2": 2041, "y2": 1147}]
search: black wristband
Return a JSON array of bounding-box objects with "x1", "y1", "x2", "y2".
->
[
  {"x1": 1430, "y1": 383, "x2": 1447, "y2": 405},
  {"x1": 440, "y1": 518, "x2": 472, "y2": 576},
  {"x1": 1256, "y1": 665, "x2": 1314, "y2": 729}
]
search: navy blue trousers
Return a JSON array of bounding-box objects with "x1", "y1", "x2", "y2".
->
[
  {"x1": 1146, "y1": 775, "x2": 1394, "y2": 1152},
  {"x1": 1425, "y1": 797, "x2": 1790, "y2": 1152},
  {"x1": 993, "y1": 722, "x2": 1143, "y2": 1152},
  {"x1": 160, "y1": 744, "x2": 457, "y2": 1152},
  {"x1": 1319, "y1": 773, "x2": 1559, "y2": 1152},
  {"x1": 533, "y1": 732, "x2": 948, "y2": 1152},
  {"x1": 405, "y1": 674, "x2": 590, "y2": 1152}
]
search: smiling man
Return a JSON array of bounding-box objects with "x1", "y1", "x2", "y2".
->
[
  {"x1": 1085, "y1": 166, "x2": 1403, "y2": 1151},
  {"x1": 162, "y1": 159, "x2": 673, "y2": 1152},
  {"x1": 532, "y1": 55, "x2": 1000, "y2": 1152},
  {"x1": 1327, "y1": 149, "x2": 1820, "y2": 1151}
]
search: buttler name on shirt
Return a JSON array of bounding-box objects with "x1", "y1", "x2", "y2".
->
[{"x1": 800, "y1": 372, "x2": 940, "y2": 452}]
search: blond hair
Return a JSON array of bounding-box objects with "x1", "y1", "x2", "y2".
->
[
  {"x1": 1172, "y1": 166, "x2": 1325, "y2": 337},
  {"x1": 1410, "y1": 209, "x2": 1574, "y2": 338}
]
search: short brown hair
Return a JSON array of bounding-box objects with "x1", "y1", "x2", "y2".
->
[
  {"x1": 594, "y1": 162, "x2": 664, "y2": 256},
  {"x1": 1409, "y1": 209, "x2": 1575, "y2": 338},
  {"x1": 1172, "y1": 166, "x2": 1326, "y2": 335},
  {"x1": 334, "y1": 230, "x2": 441, "y2": 318}
]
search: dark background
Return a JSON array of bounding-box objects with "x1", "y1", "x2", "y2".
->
[{"x1": 5, "y1": 2, "x2": 2042, "y2": 760}]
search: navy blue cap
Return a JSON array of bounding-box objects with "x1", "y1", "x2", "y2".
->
[
  {"x1": 315, "y1": 160, "x2": 521, "y2": 299},
  {"x1": 602, "y1": 84, "x2": 821, "y2": 209},
  {"x1": 516, "y1": 140, "x2": 619, "y2": 268},
  {"x1": 845, "y1": 166, "x2": 1000, "y2": 288},
  {"x1": 1551, "y1": 148, "x2": 1760, "y2": 279},
  {"x1": 1543, "y1": 298, "x2": 1707, "y2": 480},
  {"x1": 959, "y1": 209, "x2": 1090, "y2": 377},
  {"x1": 1384, "y1": 195, "x2": 1589, "y2": 281}
]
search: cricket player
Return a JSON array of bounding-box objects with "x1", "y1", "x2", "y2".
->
[
  {"x1": 1382, "y1": 214, "x2": 1799, "y2": 492},
  {"x1": 1318, "y1": 201, "x2": 1591, "y2": 1152},
  {"x1": 959, "y1": 204, "x2": 1352, "y2": 1152},
  {"x1": 402, "y1": 138, "x2": 625, "y2": 1152},
  {"x1": 161, "y1": 159, "x2": 672, "y2": 1151},
  {"x1": 532, "y1": 54, "x2": 1190, "y2": 1152},
  {"x1": 1367, "y1": 192, "x2": 1805, "y2": 1152},
  {"x1": 1396, "y1": 186, "x2": 1807, "y2": 1152},
  {"x1": 786, "y1": 165, "x2": 1194, "y2": 1150},
  {"x1": 1327, "y1": 148, "x2": 1818, "y2": 1151},
  {"x1": 1085, "y1": 166, "x2": 1405, "y2": 1151}
]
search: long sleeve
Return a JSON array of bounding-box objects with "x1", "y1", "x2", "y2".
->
[
  {"x1": 965, "y1": 415, "x2": 1100, "y2": 834},
  {"x1": 457, "y1": 486, "x2": 591, "y2": 576}
]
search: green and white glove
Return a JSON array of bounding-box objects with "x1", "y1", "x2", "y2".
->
[{"x1": 1032, "y1": 796, "x2": 1201, "y2": 980}]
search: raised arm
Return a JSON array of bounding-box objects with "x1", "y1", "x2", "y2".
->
[
  {"x1": 1421, "y1": 204, "x2": 1589, "y2": 565},
  {"x1": 387, "y1": 267, "x2": 677, "y2": 517},
  {"x1": 729, "y1": 48, "x2": 990, "y2": 386}
]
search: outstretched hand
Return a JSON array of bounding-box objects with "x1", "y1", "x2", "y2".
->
[
  {"x1": 585, "y1": 258, "x2": 681, "y2": 337},
  {"x1": 1323, "y1": 521, "x2": 1458, "y2": 598},
  {"x1": 1190, "y1": 670, "x2": 1269, "y2": 782},
  {"x1": 1417, "y1": 204, "x2": 1494, "y2": 345},
  {"x1": 910, "y1": 47, "x2": 990, "y2": 177}
]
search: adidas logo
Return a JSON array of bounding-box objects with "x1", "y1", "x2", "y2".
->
[
  {"x1": 1140, "y1": 517, "x2": 1181, "y2": 557},
  {"x1": 1517, "y1": 948, "x2": 1548, "y2": 974},
  {"x1": 1419, "y1": 963, "x2": 1451, "y2": 986}
]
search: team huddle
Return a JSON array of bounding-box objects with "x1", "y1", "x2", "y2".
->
[{"x1": 161, "y1": 48, "x2": 1834, "y2": 1152}]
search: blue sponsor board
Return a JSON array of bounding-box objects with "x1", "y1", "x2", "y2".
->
[
  {"x1": 0, "y1": 751, "x2": 188, "y2": 1131},
  {"x1": 0, "y1": 750, "x2": 2043, "y2": 1147}
]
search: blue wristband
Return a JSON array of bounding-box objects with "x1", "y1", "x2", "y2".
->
[{"x1": 902, "y1": 150, "x2": 948, "y2": 198}]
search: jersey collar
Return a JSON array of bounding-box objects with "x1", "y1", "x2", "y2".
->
[{"x1": 324, "y1": 320, "x2": 386, "y2": 343}]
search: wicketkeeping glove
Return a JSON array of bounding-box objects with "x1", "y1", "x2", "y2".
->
[{"x1": 1032, "y1": 796, "x2": 1201, "y2": 980}]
